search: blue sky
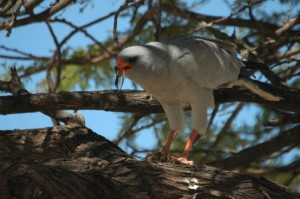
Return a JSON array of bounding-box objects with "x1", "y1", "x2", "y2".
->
[{"x1": 0, "y1": 0, "x2": 297, "y2": 155}]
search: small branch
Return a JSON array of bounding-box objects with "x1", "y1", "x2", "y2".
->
[
  {"x1": 265, "y1": 114, "x2": 300, "y2": 126},
  {"x1": 113, "y1": 0, "x2": 133, "y2": 50},
  {"x1": 5, "y1": 0, "x2": 23, "y2": 37},
  {"x1": 23, "y1": 0, "x2": 43, "y2": 14},
  {"x1": 0, "y1": 67, "x2": 28, "y2": 95},
  {"x1": 53, "y1": 18, "x2": 112, "y2": 57},
  {"x1": 91, "y1": 6, "x2": 156, "y2": 63},
  {"x1": 276, "y1": 16, "x2": 300, "y2": 36},
  {"x1": 201, "y1": 103, "x2": 244, "y2": 163},
  {"x1": 113, "y1": 0, "x2": 145, "y2": 50},
  {"x1": 45, "y1": 21, "x2": 62, "y2": 93},
  {"x1": 209, "y1": 124, "x2": 300, "y2": 170},
  {"x1": 0, "y1": 68, "x2": 84, "y2": 126},
  {"x1": 113, "y1": 114, "x2": 145, "y2": 145},
  {"x1": 161, "y1": 2, "x2": 297, "y2": 36},
  {"x1": 114, "y1": 114, "x2": 166, "y2": 145},
  {"x1": 243, "y1": 61, "x2": 287, "y2": 88},
  {"x1": 0, "y1": 45, "x2": 49, "y2": 60},
  {"x1": 154, "y1": 0, "x2": 161, "y2": 41},
  {"x1": 50, "y1": 0, "x2": 60, "y2": 7},
  {"x1": 0, "y1": 0, "x2": 74, "y2": 30},
  {"x1": 207, "y1": 104, "x2": 219, "y2": 129}
]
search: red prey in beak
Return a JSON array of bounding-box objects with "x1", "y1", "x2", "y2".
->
[{"x1": 114, "y1": 59, "x2": 132, "y2": 89}]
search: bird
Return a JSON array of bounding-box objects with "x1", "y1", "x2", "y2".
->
[{"x1": 114, "y1": 36, "x2": 280, "y2": 165}]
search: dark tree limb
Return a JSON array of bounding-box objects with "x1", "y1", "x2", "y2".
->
[
  {"x1": 0, "y1": 0, "x2": 75, "y2": 30},
  {"x1": 209, "y1": 124, "x2": 300, "y2": 170},
  {"x1": 0, "y1": 68, "x2": 84, "y2": 126},
  {"x1": 0, "y1": 125, "x2": 299, "y2": 199},
  {"x1": 161, "y1": 2, "x2": 298, "y2": 36},
  {"x1": 1, "y1": 84, "x2": 300, "y2": 115}
]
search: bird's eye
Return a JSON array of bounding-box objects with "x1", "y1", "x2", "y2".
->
[{"x1": 128, "y1": 56, "x2": 138, "y2": 63}]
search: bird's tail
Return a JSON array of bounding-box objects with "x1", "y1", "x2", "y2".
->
[{"x1": 229, "y1": 77, "x2": 282, "y2": 101}]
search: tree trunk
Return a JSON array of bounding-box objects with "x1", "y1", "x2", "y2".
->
[{"x1": 0, "y1": 125, "x2": 299, "y2": 199}]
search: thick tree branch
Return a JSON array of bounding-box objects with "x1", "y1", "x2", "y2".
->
[
  {"x1": 0, "y1": 68, "x2": 84, "y2": 125},
  {"x1": 0, "y1": 84, "x2": 300, "y2": 115},
  {"x1": 0, "y1": 125, "x2": 299, "y2": 199}
]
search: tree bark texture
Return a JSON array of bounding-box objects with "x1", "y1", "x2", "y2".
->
[
  {"x1": 0, "y1": 125, "x2": 299, "y2": 199},
  {"x1": 1, "y1": 85, "x2": 300, "y2": 115}
]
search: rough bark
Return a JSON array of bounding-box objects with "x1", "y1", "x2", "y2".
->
[
  {"x1": 0, "y1": 125, "x2": 299, "y2": 199},
  {"x1": 1, "y1": 84, "x2": 300, "y2": 115}
]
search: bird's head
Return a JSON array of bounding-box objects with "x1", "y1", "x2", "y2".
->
[
  {"x1": 114, "y1": 44, "x2": 167, "y2": 89},
  {"x1": 115, "y1": 46, "x2": 147, "y2": 75},
  {"x1": 115, "y1": 49, "x2": 140, "y2": 77},
  {"x1": 114, "y1": 46, "x2": 149, "y2": 89}
]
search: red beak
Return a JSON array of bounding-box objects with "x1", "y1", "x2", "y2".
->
[
  {"x1": 115, "y1": 59, "x2": 132, "y2": 76},
  {"x1": 114, "y1": 59, "x2": 132, "y2": 89}
]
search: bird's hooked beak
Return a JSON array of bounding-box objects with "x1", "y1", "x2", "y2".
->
[{"x1": 114, "y1": 59, "x2": 132, "y2": 89}]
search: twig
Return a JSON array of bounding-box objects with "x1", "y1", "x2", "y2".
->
[
  {"x1": 192, "y1": 0, "x2": 264, "y2": 33},
  {"x1": 0, "y1": 45, "x2": 48, "y2": 60},
  {"x1": 5, "y1": 0, "x2": 23, "y2": 37},
  {"x1": 154, "y1": 0, "x2": 161, "y2": 41},
  {"x1": 276, "y1": 16, "x2": 300, "y2": 36},
  {"x1": 91, "y1": 6, "x2": 156, "y2": 63},
  {"x1": 209, "y1": 124, "x2": 300, "y2": 170},
  {"x1": 0, "y1": 67, "x2": 84, "y2": 126},
  {"x1": 0, "y1": 67, "x2": 28, "y2": 95},
  {"x1": 45, "y1": 21, "x2": 62, "y2": 93},
  {"x1": 202, "y1": 103, "x2": 243, "y2": 163},
  {"x1": 50, "y1": 0, "x2": 60, "y2": 7},
  {"x1": 208, "y1": 104, "x2": 219, "y2": 129},
  {"x1": 113, "y1": 114, "x2": 145, "y2": 145},
  {"x1": 113, "y1": 0, "x2": 143, "y2": 50},
  {"x1": 265, "y1": 114, "x2": 300, "y2": 126},
  {"x1": 53, "y1": 18, "x2": 113, "y2": 57}
]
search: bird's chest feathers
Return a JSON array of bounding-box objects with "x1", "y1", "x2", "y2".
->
[{"x1": 138, "y1": 69, "x2": 198, "y2": 102}]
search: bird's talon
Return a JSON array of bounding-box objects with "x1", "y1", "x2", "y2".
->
[
  {"x1": 175, "y1": 157, "x2": 194, "y2": 165},
  {"x1": 164, "y1": 152, "x2": 194, "y2": 165}
]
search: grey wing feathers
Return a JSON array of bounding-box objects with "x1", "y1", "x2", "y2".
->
[
  {"x1": 173, "y1": 36, "x2": 243, "y2": 88},
  {"x1": 197, "y1": 37, "x2": 238, "y2": 56}
]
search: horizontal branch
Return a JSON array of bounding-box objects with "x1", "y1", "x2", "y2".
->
[
  {"x1": 0, "y1": 125, "x2": 299, "y2": 198},
  {"x1": 0, "y1": 0, "x2": 74, "y2": 30},
  {"x1": 0, "y1": 86, "x2": 299, "y2": 115},
  {"x1": 161, "y1": 2, "x2": 298, "y2": 36},
  {"x1": 209, "y1": 124, "x2": 300, "y2": 170}
]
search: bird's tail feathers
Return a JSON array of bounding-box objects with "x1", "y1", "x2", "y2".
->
[{"x1": 229, "y1": 78, "x2": 282, "y2": 101}]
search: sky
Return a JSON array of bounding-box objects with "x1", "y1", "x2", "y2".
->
[{"x1": 0, "y1": 0, "x2": 298, "y2": 155}]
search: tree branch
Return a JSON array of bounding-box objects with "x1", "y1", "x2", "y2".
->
[
  {"x1": 1, "y1": 84, "x2": 300, "y2": 115},
  {"x1": 0, "y1": 125, "x2": 299, "y2": 198},
  {"x1": 0, "y1": 68, "x2": 84, "y2": 126},
  {"x1": 161, "y1": 2, "x2": 298, "y2": 36},
  {"x1": 209, "y1": 124, "x2": 300, "y2": 170},
  {"x1": 0, "y1": 0, "x2": 75, "y2": 30}
]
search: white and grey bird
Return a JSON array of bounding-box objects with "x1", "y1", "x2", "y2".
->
[{"x1": 115, "y1": 36, "x2": 280, "y2": 165}]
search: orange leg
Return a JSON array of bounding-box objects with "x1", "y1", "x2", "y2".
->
[
  {"x1": 175, "y1": 129, "x2": 198, "y2": 165},
  {"x1": 163, "y1": 129, "x2": 176, "y2": 154},
  {"x1": 181, "y1": 129, "x2": 198, "y2": 158},
  {"x1": 163, "y1": 129, "x2": 198, "y2": 165}
]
